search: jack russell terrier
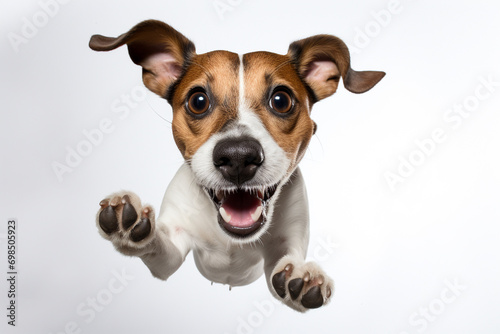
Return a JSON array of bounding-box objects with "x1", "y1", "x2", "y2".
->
[{"x1": 89, "y1": 20, "x2": 384, "y2": 312}]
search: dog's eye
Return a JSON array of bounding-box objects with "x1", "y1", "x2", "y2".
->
[
  {"x1": 270, "y1": 90, "x2": 293, "y2": 114},
  {"x1": 187, "y1": 92, "x2": 210, "y2": 114}
]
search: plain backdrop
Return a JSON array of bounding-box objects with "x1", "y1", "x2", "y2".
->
[{"x1": 1, "y1": 0, "x2": 499, "y2": 333}]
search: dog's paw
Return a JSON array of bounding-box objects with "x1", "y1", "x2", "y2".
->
[
  {"x1": 271, "y1": 256, "x2": 333, "y2": 312},
  {"x1": 96, "y1": 191, "x2": 155, "y2": 256}
]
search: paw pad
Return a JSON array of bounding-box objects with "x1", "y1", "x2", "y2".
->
[
  {"x1": 288, "y1": 278, "x2": 304, "y2": 300},
  {"x1": 271, "y1": 264, "x2": 292, "y2": 298},
  {"x1": 121, "y1": 195, "x2": 138, "y2": 230},
  {"x1": 301, "y1": 286, "x2": 323, "y2": 308},
  {"x1": 98, "y1": 203, "x2": 118, "y2": 234},
  {"x1": 130, "y1": 213, "x2": 152, "y2": 242}
]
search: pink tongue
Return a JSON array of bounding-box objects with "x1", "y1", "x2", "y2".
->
[{"x1": 222, "y1": 191, "x2": 261, "y2": 228}]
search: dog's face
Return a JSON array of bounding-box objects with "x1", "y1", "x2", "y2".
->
[
  {"x1": 178, "y1": 51, "x2": 315, "y2": 241},
  {"x1": 90, "y1": 20, "x2": 384, "y2": 243}
]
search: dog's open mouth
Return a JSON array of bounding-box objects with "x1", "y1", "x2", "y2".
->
[{"x1": 206, "y1": 185, "x2": 278, "y2": 238}]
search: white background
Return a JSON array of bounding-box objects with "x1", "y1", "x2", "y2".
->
[{"x1": 1, "y1": 0, "x2": 499, "y2": 333}]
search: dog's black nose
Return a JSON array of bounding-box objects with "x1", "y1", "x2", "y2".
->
[{"x1": 213, "y1": 138, "x2": 264, "y2": 186}]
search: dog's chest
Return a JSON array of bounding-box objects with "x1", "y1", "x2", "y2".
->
[{"x1": 192, "y1": 244, "x2": 264, "y2": 286}]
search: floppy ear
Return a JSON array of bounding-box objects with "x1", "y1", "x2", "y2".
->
[
  {"x1": 89, "y1": 20, "x2": 196, "y2": 99},
  {"x1": 288, "y1": 35, "x2": 385, "y2": 101}
]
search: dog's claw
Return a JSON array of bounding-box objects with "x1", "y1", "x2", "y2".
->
[{"x1": 109, "y1": 196, "x2": 120, "y2": 207}]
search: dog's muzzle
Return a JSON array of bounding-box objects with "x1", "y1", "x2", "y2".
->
[{"x1": 206, "y1": 137, "x2": 278, "y2": 239}]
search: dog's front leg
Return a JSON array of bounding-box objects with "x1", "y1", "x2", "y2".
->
[
  {"x1": 95, "y1": 164, "x2": 209, "y2": 280},
  {"x1": 263, "y1": 169, "x2": 334, "y2": 312}
]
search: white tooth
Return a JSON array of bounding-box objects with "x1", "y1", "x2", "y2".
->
[
  {"x1": 251, "y1": 205, "x2": 263, "y2": 222},
  {"x1": 258, "y1": 187, "x2": 265, "y2": 199},
  {"x1": 219, "y1": 207, "x2": 231, "y2": 223}
]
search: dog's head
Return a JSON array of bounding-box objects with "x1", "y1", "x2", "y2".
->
[{"x1": 89, "y1": 20, "x2": 384, "y2": 243}]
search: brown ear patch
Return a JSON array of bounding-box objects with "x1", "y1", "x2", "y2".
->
[
  {"x1": 89, "y1": 20, "x2": 196, "y2": 98},
  {"x1": 344, "y1": 69, "x2": 386, "y2": 94},
  {"x1": 288, "y1": 34, "x2": 385, "y2": 100}
]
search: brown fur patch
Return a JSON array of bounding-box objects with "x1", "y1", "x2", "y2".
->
[
  {"x1": 242, "y1": 52, "x2": 316, "y2": 170},
  {"x1": 171, "y1": 51, "x2": 240, "y2": 159}
]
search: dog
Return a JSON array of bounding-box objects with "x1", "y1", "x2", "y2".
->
[{"x1": 89, "y1": 20, "x2": 384, "y2": 312}]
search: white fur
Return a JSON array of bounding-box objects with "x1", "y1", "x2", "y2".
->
[{"x1": 123, "y1": 163, "x2": 322, "y2": 311}]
